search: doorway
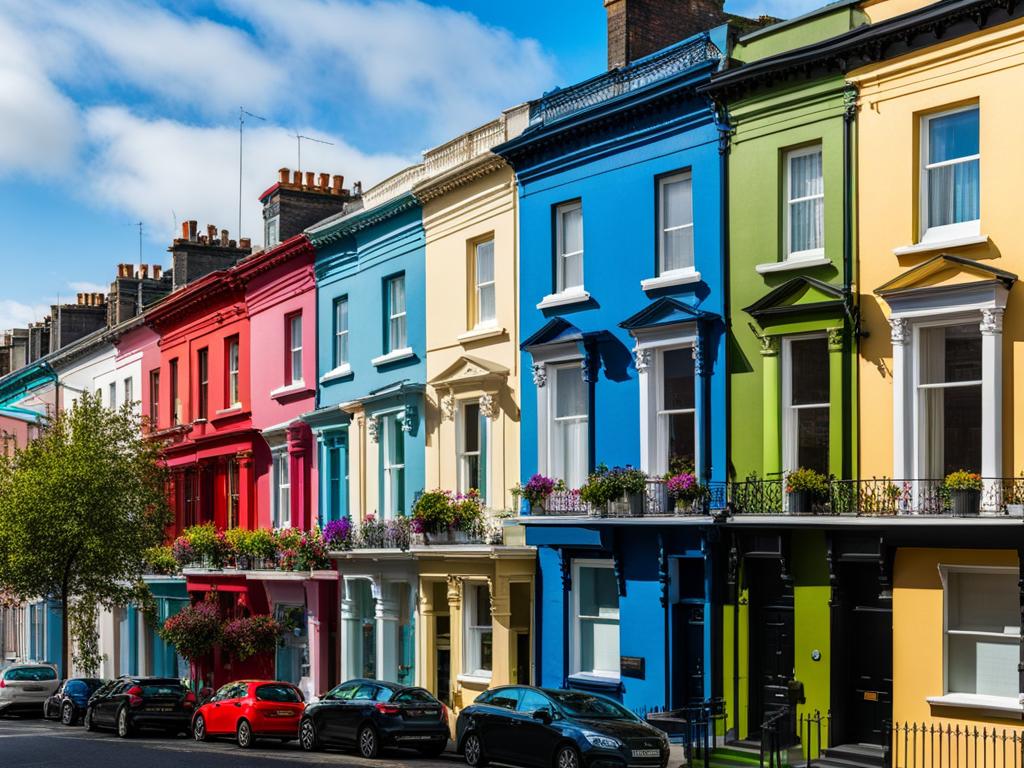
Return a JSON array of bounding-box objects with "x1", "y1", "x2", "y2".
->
[{"x1": 748, "y1": 558, "x2": 795, "y2": 746}]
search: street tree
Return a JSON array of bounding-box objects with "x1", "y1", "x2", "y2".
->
[{"x1": 0, "y1": 392, "x2": 170, "y2": 675}]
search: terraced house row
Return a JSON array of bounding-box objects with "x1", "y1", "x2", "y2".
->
[{"x1": 2, "y1": 0, "x2": 1024, "y2": 764}]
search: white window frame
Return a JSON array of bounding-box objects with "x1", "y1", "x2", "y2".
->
[
  {"x1": 386, "y1": 275, "x2": 407, "y2": 354},
  {"x1": 265, "y1": 215, "x2": 280, "y2": 249},
  {"x1": 463, "y1": 581, "x2": 493, "y2": 680},
  {"x1": 570, "y1": 559, "x2": 620, "y2": 680},
  {"x1": 226, "y1": 459, "x2": 239, "y2": 530},
  {"x1": 123, "y1": 376, "x2": 133, "y2": 406},
  {"x1": 335, "y1": 297, "x2": 349, "y2": 368},
  {"x1": 781, "y1": 334, "x2": 830, "y2": 475},
  {"x1": 381, "y1": 412, "x2": 405, "y2": 519},
  {"x1": 656, "y1": 345, "x2": 698, "y2": 476},
  {"x1": 658, "y1": 171, "x2": 695, "y2": 276},
  {"x1": 920, "y1": 106, "x2": 981, "y2": 244},
  {"x1": 555, "y1": 201, "x2": 584, "y2": 295},
  {"x1": 911, "y1": 317, "x2": 983, "y2": 481},
  {"x1": 272, "y1": 450, "x2": 291, "y2": 529},
  {"x1": 473, "y1": 239, "x2": 497, "y2": 329},
  {"x1": 288, "y1": 313, "x2": 303, "y2": 385},
  {"x1": 228, "y1": 339, "x2": 240, "y2": 407},
  {"x1": 457, "y1": 400, "x2": 483, "y2": 495},
  {"x1": 108, "y1": 382, "x2": 117, "y2": 410},
  {"x1": 939, "y1": 565, "x2": 1021, "y2": 703},
  {"x1": 548, "y1": 361, "x2": 589, "y2": 490},
  {"x1": 784, "y1": 144, "x2": 824, "y2": 261}
]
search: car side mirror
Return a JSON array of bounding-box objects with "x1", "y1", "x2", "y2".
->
[{"x1": 533, "y1": 708, "x2": 553, "y2": 724}]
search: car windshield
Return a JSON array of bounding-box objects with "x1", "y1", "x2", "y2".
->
[
  {"x1": 256, "y1": 684, "x2": 302, "y2": 703},
  {"x1": 392, "y1": 689, "x2": 436, "y2": 704},
  {"x1": 5, "y1": 667, "x2": 57, "y2": 681},
  {"x1": 547, "y1": 691, "x2": 637, "y2": 720},
  {"x1": 141, "y1": 682, "x2": 185, "y2": 697}
]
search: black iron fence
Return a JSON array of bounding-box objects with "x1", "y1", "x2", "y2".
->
[
  {"x1": 886, "y1": 721, "x2": 1024, "y2": 768},
  {"x1": 799, "y1": 710, "x2": 830, "y2": 765},
  {"x1": 645, "y1": 698, "x2": 726, "y2": 768},
  {"x1": 760, "y1": 706, "x2": 792, "y2": 768}
]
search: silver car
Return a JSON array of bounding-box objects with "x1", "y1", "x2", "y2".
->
[{"x1": 0, "y1": 663, "x2": 60, "y2": 715}]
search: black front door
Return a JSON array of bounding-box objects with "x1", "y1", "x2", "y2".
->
[
  {"x1": 839, "y1": 562, "x2": 892, "y2": 745},
  {"x1": 672, "y1": 603, "x2": 705, "y2": 706},
  {"x1": 749, "y1": 560, "x2": 795, "y2": 746}
]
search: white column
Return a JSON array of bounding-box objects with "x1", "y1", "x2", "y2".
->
[
  {"x1": 981, "y1": 308, "x2": 1004, "y2": 508},
  {"x1": 339, "y1": 580, "x2": 356, "y2": 680},
  {"x1": 635, "y1": 346, "x2": 652, "y2": 473},
  {"x1": 532, "y1": 364, "x2": 548, "y2": 477},
  {"x1": 889, "y1": 318, "x2": 910, "y2": 480},
  {"x1": 375, "y1": 583, "x2": 399, "y2": 682}
]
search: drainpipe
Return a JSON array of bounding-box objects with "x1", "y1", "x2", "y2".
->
[{"x1": 842, "y1": 84, "x2": 860, "y2": 480}]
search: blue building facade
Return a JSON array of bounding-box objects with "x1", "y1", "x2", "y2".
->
[{"x1": 495, "y1": 28, "x2": 733, "y2": 713}]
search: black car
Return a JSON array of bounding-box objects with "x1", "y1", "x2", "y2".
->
[
  {"x1": 299, "y1": 678, "x2": 449, "y2": 758},
  {"x1": 44, "y1": 678, "x2": 106, "y2": 725},
  {"x1": 456, "y1": 686, "x2": 670, "y2": 768},
  {"x1": 84, "y1": 676, "x2": 196, "y2": 738}
]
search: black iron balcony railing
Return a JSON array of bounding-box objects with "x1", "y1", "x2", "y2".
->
[
  {"x1": 528, "y1": 35, "x2": 721, "y2": 129},
  {"x1": 528, "y1": 479, "x2": 727, "y2": 519},
  {"x1": 729, "y1": 477, "x2": 1024, "y2": 517}
]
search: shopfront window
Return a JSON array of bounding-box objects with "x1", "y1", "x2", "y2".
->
[
  {"x1": 945, "y1": 569, "x2": 1019, "y2": 699},
  {"x1": 572, "y1": 561, "x2": 619, "y2": 678},
  {"x1": 464, "y1": 582, "x2": 493, "y2": 678}
]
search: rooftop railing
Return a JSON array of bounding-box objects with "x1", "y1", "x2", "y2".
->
[{"x1": 528, "y1": 36, "x2": 721, "y2": 129}]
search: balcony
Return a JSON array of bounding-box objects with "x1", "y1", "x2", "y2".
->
[
  {"x1": 527, "y1": 479, "x2": 727, "y2": 519},
  {"x1": 528, "y1": 35, "x2": 721, "y2": 129},
  {"x1": 728, "y1": 477, "x2": 1024, "y2": 518},
  {"x1": 333, "y1": 512, "x2": 510, "y2": 552}
]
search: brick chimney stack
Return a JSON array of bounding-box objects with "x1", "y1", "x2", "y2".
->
[
  {"x1": 604, "y1": 0, "x2": 729, "y2": 69},
  {"x1": 260, "y1": 167, "x2": 356, "y2": 248},
  {"x1": 168, "y1": 223, "x2": 251, "y2": 291}
]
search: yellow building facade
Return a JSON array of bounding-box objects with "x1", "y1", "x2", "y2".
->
[
  {"x1": 852, "y1": 1, "x2": 1024, "y2": 734},
  {"x1": 415, "y1": 107, "x2": 535, "y2": 712}
]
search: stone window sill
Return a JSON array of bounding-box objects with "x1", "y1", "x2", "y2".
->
[
  {"x1": 927, "y1": 693, "x2": 1024, "y2": 718},
  {"x1": 641, "y1": 269, "x2": 701, "y2": 291},
  {"x1": 893, "y1": 234, "x2": 989, "y2": 256},
  {"x1": 214, "y1": 404, "x2": 242, "y2": 416},
  {"x1": 319, "y1": 364, "x2": 353, "y2": 384},
  {"x1": 270, "y1": 381, "x2": 309, "y2": 400},
  {"x1": 537, "y1": 288, "x2": 591, "y2": 311},
  {"x1": 371, "y1": 347, "x2": 415, "y2": 367},
  {"x1": 457, "y1": 325, "x2": 505, "y2": 344},
  {"x1": 457, "y1": 673, "x2": 492, "y2": 687},
  {"x1": 755, "y1": 256, "x2": 831, "y2": 275}
]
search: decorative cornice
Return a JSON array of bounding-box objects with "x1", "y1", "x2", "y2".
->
[
  {"x1": 307, "y1": 192, "x2": 419, "y2": 248},
  {"x1": 231, "y1": 234, "x2": 314, "y2": 283},
  {"x1": 412, "y1": 153, "x2": 508, "y2": 202}
]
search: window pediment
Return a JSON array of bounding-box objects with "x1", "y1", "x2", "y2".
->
[
  {"x1": 429, "y1": 355, "x2": 508, "y2": 390},
  {"x1": 619, "y1": 296, "x2": 717, "y2": 335},
  {"x1": 876, "y1": 254, "x2": 1016, "y2": 306},
  {"x1": 743, "y1": 276, "x2": 845, "y2": 327}
]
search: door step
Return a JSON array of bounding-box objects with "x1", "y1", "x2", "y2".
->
[
  {"x1": 703, "y1": 742, "x2": 794, "y2": 767},
  {"x1": 813, "y1": 743, "x2": 886, "y2": 768}
]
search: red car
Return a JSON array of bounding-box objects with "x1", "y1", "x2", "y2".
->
[{"x1": 191, "y1": 680, "x2": 305, "y2": 748}]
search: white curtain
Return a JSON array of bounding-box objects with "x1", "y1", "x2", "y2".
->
[{"x1": 789, "y1": 150, "x2": 823, "y2": 254}]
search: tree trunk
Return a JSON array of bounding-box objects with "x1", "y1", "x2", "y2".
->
[{"x1": 61, "y1": 585, "x2": 70, "y2": 678}]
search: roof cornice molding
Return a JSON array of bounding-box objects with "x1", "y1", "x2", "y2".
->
[
  {"x1": 232, "y1": 234, "x2": 314, "y2": 283},
  {"x1": 308, "y1": 193, "x2": 419, "y2": 248},
  {"x1": 412, "y1": 153, "x2": 508, "y2": 203},
  {"x1": 703, "y1": 0, "x2": 1024, "y2": 99}
]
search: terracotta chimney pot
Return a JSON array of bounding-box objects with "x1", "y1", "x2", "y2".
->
[
  {"x1": 140, "y1": 264, "x2": 149, "y2": 278},
  {"x1": 318, "y1": 172, "x2": 330, "y2": 190},
  {"x1": 279, "y1": 168, "x2": 290, "y2": 183},
  {"x1": 332, "y1": 174, "x2": 344, "y2": 193},
  {"x1": 207, "y1": 224, "x2": 217, "y2": 241},
  {"x1": 188, "y1": 220, "x2": 198, "y2": 241},
  {"x1": 152, "y1": 265, "x2": 162, "y2": 280},
  {"x1": 221, "y1": 229, "x2": 229, "y2": 245},
  {"x1": 305, "y1": 171, "x2": 314, "y2": 188},
  {"x1": 239, "y1": 237, "x2": 251, "y2": 249},
  {"x1": 181, "y1": 221, "x2": 190, "y2": 240},
  {"x1": 292, "y1": 170, "x2": 302, "y2": 185}
]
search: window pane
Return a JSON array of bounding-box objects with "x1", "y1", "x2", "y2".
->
[
  {"x1": 663, "y1": 348, "x2": 695, "y2": 410},
  {"x1": 478, "y1": 284, "x2": 496, "y2": 323},
  {"x1": 929, "y1": 109, "x2": 979, "y2": 164},
  {"x1": 928, "y1": 160, "x2": 979, "y2": 227},
  {"x1": 291, "y1": 315, "x2": 302, "y2": 348},
  {"x1": 336, "y1": 299, "x2": 348, "y2": 334},
  {"x1": 562, "y1": 251, "x2": 583, "y2": 291},
  {"x1": 580, "y1": 619, "x2": 619, "y2": 674},
  {"x1": 789, "y1": 150, "x2": 823, "y2": 199},
  {"x1": 561, "y1": 206, "x2": 582, "y2": 255},
  {"x1": 475, "y1": 585, "x2": 492, "y2": 625},
  {"x1": 796, "y1": 408, "x2": 829, "y2": 475},
  {"x1": 553, "y1": 419, "x2": 587, "y2": 489},
  {"x1": 476, "y1": 241, "x2": 494, "y2": 284},
  {"x1": 390, "y1": 316, "x2": 407, "y2": 351},
  {"x1": 921, "y1": 386, "x2": 982, "y2": 477},
  {"x1": 920, "y1": 324, "x2": 983, "y2": 385},
  {"x1": 948, "y1": 635, "x2": 1019, "y2": 697},
  {"x1": 791, "y1": 338, "x2": 829, "y2": 405},
  {"x1": 790, "y1": 198, "x2": 824, "y2": 253},
  {"x1": 663, "y1": 177, "x2": 692, "y2": 230},
  {"x1": 666, "y1": 411, "x2": 695, "y2": 471},
  {"x1": 390, "y1": 276, "x2": 406, "y2": 315},
  {"x1": 555, "y1": 366, "x2": 586, "y2": 418},
  {"x1": 579, "y1": 567, "x2": 618, "y2": 618},
  {"x1": 663, "y1": 226, "x2": 694, "y2": 272},
  {"x1": 950, "y1": 572, "x2": 1019, "y2": 633},
  {"x1": 464, "y1": 403, "x2": 480, "y2": 452}
]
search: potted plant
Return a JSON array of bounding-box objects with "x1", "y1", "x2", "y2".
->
[
  {"x1": 295, "y1": 528, "x2": 330, "y2": 571},
  {"x1": 580, "y1": 465, "x2": 648, "y2": 517},
  {"x1": 221, "y1": 615, "x2": 283, "y2": 661},
  {"x1": 412, "y1": 489, "x2": 484, "y2": 543},
  {"x1": 944, "y1": 470, "x2": 983, "y2": 516},
  {"x1": 158, "y1": 594, "x2": 222, "y2": 664},
  {"x1": 513, "y1": 474, "x2": 558, "y2": 514},
  {"x1": 182, "y1": 523, "x2": 231, "y2": 568},
  {"x1": 666, "y1": 471, "x2": 708, "y2": 515},
  {"x1": 144, "y1": 545, "x2": 180, "y2": 576},
  {"x1": 785, "y1": 468, "x2": 830, "y2": 514},
  {"x1": 323, "y1": 517, "x2": 354, "y2": 550}
]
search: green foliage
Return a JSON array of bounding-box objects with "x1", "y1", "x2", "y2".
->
[
  {"x1": 182, "y1": 523, "x2": 230, "y2": 567},
  {"x1": 580, "y1": 465, "x2": 648, "y2": 507},
  {"x1": 144, "y1": 545, "x2": 179, "y2": 576},
  {"x1": 413, "y1": 489, "x2": 455, "y2": 529},
  {"x1": 158, "y1": 593, "x2": 221, "y2": 662},
  {"x1": 412, "y1": 489, "x2": 484, "y2": 533},
  {"x1": 221, "y1": 615, "x2": 283, "y2": 661},
  {"x1": 68, "y1": 598, "x2": 105, "y2": 677},
  {"x1": 784, "y1": 467, "x2": 830, "y2": 498},
  {"x1": 944, "y1": 470, "x2": 983, "y2": 491},
  {"x1": 0, "y1": 392, "x2": 171, "y2": 673}
]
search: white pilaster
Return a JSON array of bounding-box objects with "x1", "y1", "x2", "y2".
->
[
  {"x1": 981, "y1": 308, "x2": 1004, "y2": 506},
  {"x1": 889, "y1": 317, "x2": 910, "y2": 480},
  {"x1": 375, "y1": 587, "x2": 399, "y2": 683}
]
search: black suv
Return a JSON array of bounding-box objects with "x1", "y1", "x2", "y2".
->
[
  {"x1": 299, "y1": 678, "x2": 449, "y2": 758},
  {"x1": 456, "y1": 686, "x2": 670, "y2": 768},
  {"x1": 84, "y1": 676, "x2": 196, "y2": 738}
]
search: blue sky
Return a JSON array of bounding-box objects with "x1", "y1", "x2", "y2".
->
[{"x1": 0, "y1": 0, "x2": 819, "y2": 330}]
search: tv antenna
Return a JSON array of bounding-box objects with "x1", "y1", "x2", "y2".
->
[
  {"x1": 238, "y1": 107, "x2": 266, "y2": 238},
  {"x1": 136, "y1": 221, "x2": 143, "y2": 262},
  {"x1": 295, "y1": 133, "x2": 334, "y2": 175}
]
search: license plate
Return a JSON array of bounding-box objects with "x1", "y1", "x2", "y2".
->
[
  {"x1": 24, "y1": 686, "x2": 43, "y2": 692},
  {"x1": 276, "y1": 710, "x2": 295, "y2": 717},
  {"x1": 632, "y1": 749, "x2": 660, "y2": 758},
  {"x1": 148, "y1": 706, "x2": 173, "y2": 712}
]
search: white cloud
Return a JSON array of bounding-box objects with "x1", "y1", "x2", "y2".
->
[
  {"x1": 84, "y1": 107, "x2": 413, "y2": 248},
  {"x1": 0, "y1": 16, "x2": 79, "y2": 177},
  {"x1": 0, "y1": 300, "x2": 50, "y2": 333}
]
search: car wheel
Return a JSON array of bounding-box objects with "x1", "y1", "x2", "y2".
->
[
  {"x1": 193, "y1": 713, "x2": 208, "y2": 742},
  {"x1": 555, "y1": 745, "x2": 581, "y2": 768},
  {"x1": 358, "y1": 724, "x2": 380, "y2": 759},
  {"x1": 463, "y1": 733, "x2": 488, "y2": 767},
  {"x1": 237, "y1": 719, "x2": 254, "y2": 749},
  {"x1": 299, "y1": 717, "x2": 321, "y2": 752},
  {"x1": 61, "y1": 701, "x2": 76, "y2": 726},
  {"x1": 116, "y1": 706, "x2": 132, "y2": 738},
  {"x1": 84, "y1": 707, "x2": 96, "y2": 732}
]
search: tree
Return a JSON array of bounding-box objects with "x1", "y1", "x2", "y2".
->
[{"x1": 0, "y1": 392, "x2": 171, "y2": 675}]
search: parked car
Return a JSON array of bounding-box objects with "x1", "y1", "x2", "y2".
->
[
  {"x1": 43, "y1": 678, "x2": 106, "y2": 725},
  {"x1": 84, "y1": 676, "x2": 196, "y2": 737},
  {"x1": 191, "y1": 680, "x2": 305, "y2": 748},
  {"x1": 299, "y1": 678, "x2": 449, "y2": 758},
  {"x1": 456, "y1": 686, "x2": 670, "y2": 768},
  {"x1": 0, "y1": 663, "x2": 60, "y2": 716}
]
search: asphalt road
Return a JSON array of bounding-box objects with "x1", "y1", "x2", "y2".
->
[{"x1": 0, "y1": 714, "x2": 465, "y2": 768}]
